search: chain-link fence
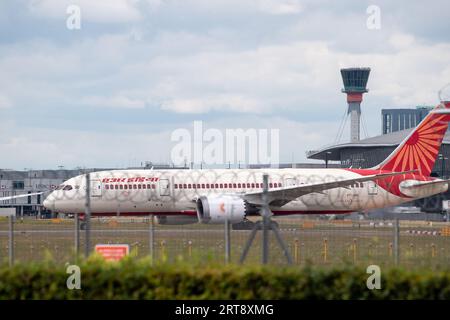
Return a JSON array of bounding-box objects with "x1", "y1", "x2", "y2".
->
[{"x1": 1, "y1": 215, "x2": 450, "y2": 269}]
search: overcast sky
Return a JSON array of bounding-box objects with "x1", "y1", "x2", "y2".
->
[{"x1": 1, "y1": 0, "x2": 450, "y2": 170}]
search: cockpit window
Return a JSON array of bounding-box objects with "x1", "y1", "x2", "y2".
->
[
  {"x1": 63, "y1": 185, "x2": 73, "y2": 191},
  {"x1": 56, "y1": 185, "x2": 64, "y2": 190}
]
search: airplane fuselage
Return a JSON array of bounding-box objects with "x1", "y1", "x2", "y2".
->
[{"x1": 43, "y1": 168, "x2": 446, "y2": 218}]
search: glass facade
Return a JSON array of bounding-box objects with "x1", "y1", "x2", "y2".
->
[
  {"x1": 340, "y1": 68, "x2": 370, "y2": 93},
  {"x1": 382, "y1": 107, "x2": 432, "y2": 134}
]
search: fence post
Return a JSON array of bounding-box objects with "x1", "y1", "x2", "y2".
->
[
  {"x1": 74, "y1": 213, "x2": 80, "y2": 258},
  {"x1": 323, "y1": 238, "x2": 328, "y2": 263},
  {"x1": 224, "y1": 218, "x2": 231, "y2": 264},
  {"x1": 394, "y1": 218, "x2": 400, "y2": 266},
  {"x1": 149, "y1": 214, "x2": 154, "y2": 265},
  {"x1": 188, "y1": 240, "x2": 192, "y2": 258},
  {"x1": 294, "y1": 238, "x2": 299, "y2": 264},
  {"x1": 9, "y1": 214, "x2": 14, "y2": 267},
  {"x1": 261, "y1": 175, "x2": 269, "y2": 264},
  {"x1": 84, "y1": 173, "x2": 91, "y2": 258},
  {"x1": 160, "y1": 240, "x2": 166, "y2": 261},
  {"x1": 431, "y1": 243, "x2": 436, "y2": 258}
]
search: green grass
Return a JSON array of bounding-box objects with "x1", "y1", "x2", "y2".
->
[{"x1": 0, "y1": 218, "x2": 450, "y2": 270}]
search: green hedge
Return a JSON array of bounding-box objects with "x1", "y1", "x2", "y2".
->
[{"x1": 1, "y1": 257, "x2": 450, "y2": 299}]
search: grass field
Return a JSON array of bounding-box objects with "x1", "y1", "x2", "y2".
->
[{"x1": 1, "y1": 216, "x2": 450, "y2": 269}]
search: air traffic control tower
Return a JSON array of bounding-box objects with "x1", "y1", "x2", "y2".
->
[{"x1": 341, "y1": 67, "x2": 371, "y2": 142}]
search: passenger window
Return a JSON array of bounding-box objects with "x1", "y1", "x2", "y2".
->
[
  {"x1": 120, "y1": 185, "x2": 123, "y2": 190},
  {"x1": 206, "y1": 184, "x2": 209, "y2": 188},
  {"x1": 202, "y1": 184, "x2": 205, "y2": 189},
  {"x1": 138, "y1": 185, "x2": 142, "y2": 189},
  {"x1": 115, "y1": 185, "x2": 118, "y2": 190},
  {"x1": 233, "y1": 183, "x2": 237, "y2": 188},
  {"x1": 143, "y1": 184, "x2": 146, "y2": 189},
  {"x1": 215, "y1": 183, "x2": 219, "y2": 188},
  {"x1": 220, "y1": 184, "x2": 223, "y2": 188},
  {"x1": 251, "y1": 183, "x2": 255, "y2": 188},
  {"x1": 124, "y1": 185, "x2": 128, "y2": 190},
  {"x1": 152, "y1": 184, "x2": 156, "y2": 189},
  {"x1": 174, "y1": 184, "x2": 178, "y2": 189}
]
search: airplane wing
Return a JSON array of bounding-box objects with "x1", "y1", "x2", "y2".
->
[
  {"x1": 399, "y1": 179, "x2": 450, "y2": 197},
  {"x1": 401, "y1": 179, "x2": 450, "y2": 189},
  {"x1": 243, "y1": 171, "x2": 414, "y2": 207},
  {"x1": 0, "y1": 192, "x2": 44, "y2": 202}
]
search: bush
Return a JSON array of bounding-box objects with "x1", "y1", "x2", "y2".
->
[{"x1": 0, "y1": 258, "x2": 449, "y2": 299}]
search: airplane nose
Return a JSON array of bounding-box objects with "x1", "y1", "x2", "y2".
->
[{"x1": 43, "y1": 196, "x2": 55, "y2": 211}]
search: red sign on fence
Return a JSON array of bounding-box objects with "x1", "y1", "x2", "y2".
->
[{"x1": 95, "y1": 244, "x2": 129, "y2": 261}]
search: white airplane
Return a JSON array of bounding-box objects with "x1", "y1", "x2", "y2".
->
[{"x1": 3, "y1": 102, "x2": 450, "y2": 226}]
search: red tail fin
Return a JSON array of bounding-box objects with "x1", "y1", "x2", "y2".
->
[{"x1": 375, "y1": 101, "x2": 450, "y2": 176}]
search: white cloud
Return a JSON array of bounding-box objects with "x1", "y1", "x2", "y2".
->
[
  {"x1": 258, "y1": 0, "x2": 303, "y2": 15},
  {"x1": 388, "y1": 33, "x2": 415, "y2": 49},
  {"x1": 28, "y1": 0, "x2": 142, "y2": 23},
  {"x1": 0, "y1": 126, "x2": 172, "y2": 169},
  {"x1": 161, "y1": 95, "x2": 263, "y2": 113},
  {"x1": 1, "y1": 1, "x2": 450, "y2": 169},
  {"x1": 82, "y1": 95, "x2": 146, "y2": 109},
  {"x1": 0, "y1": 94, "x2": 12, "y2": 109}
]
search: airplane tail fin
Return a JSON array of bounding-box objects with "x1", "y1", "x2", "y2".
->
[{"x1": 374, "y1": 101, "x2": 450, "y2": 176}]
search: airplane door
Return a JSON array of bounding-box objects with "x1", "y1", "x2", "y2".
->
[
  {"x1": 90, "y1": 180, "x2": 102, "y2": 197},
  {"x1": 284, "y1": 178, "x2": 297, "y2": 187},
  {"x1": 368, "y1": 181, "x2": 378, "y2": 196},
  {"x1": 159, "y1": 179, "x2": 170, "y2": 196}
]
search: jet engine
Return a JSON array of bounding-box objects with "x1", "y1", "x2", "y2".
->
[
  {"x1": 155, "y1": 215, "x2": 198, "y2": 225},
  {"x1": 196, "y1": 195, "x2": 258, "y2": 224}
]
